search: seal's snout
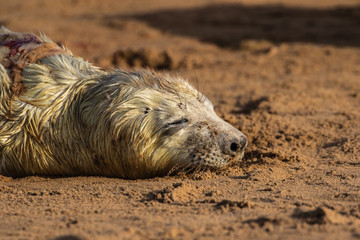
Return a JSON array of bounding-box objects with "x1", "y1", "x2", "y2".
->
[
  {"x1": 230, "y1": 135, "x2": 248, "y2": 153},
  {"x1": 218, "y1": 129, "x2": 247, "y2": 156}
]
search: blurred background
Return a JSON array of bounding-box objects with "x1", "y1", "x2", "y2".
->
[{"x1": 1, "y1": 0, "x2": 360, "y2": 68}]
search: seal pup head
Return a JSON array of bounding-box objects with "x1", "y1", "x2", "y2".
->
[{"x1": 89, "y1": 70, "x2": 247, "y2": 178}]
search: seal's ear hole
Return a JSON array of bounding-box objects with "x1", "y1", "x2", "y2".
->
[{"x1": 144, "y1": 107, "x2": 151, "y2": 114}]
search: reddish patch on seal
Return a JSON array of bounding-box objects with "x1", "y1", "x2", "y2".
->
[
  {"x1": 1, "y1": 33, "x2": 68, "y2": 97},
  {"x1": 1, "y1": 34, "x2": 41, "y2": 58}
]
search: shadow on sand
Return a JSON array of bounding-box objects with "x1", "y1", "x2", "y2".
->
[{"x1": 106, "y1": 4, "x2": 360, "y2": 48}]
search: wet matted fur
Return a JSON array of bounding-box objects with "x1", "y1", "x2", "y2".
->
[{"x1": 0, "y1": 27, "x2": 247, "y2": 178}]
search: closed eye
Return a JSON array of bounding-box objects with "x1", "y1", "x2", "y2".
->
[
  {"x1": 167, "y1": 118, "x2": 189, "y2": 126},
  {"x1": 162, "y1": 118, "x2": 189, "y2": 136}
]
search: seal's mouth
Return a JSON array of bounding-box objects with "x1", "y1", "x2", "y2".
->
[
  {"x1": 187, "y1": 146, "x2": 246, "y2": 169},
  {"x1": 231, "y1": 150, "x2": 245, "y2": 163},
  {"x1": 167, "y1": 149, "x2": 246, "y2": 176}
]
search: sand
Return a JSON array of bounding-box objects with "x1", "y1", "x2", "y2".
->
[{"x1": 0, "y1": 0, "x2": 359, "y2": 239}]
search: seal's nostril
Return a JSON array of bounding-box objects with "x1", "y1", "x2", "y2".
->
[
  {"x1": 240, "y1": 136, "x2": 248, "y2": 149},
  {"x1": 230, "y1": 142, "x2": 240, "y2": 152}
]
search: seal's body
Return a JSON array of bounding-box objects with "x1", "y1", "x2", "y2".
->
[{"x1": 0, "y1": 28, "x2": 247, "y2": 178}]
